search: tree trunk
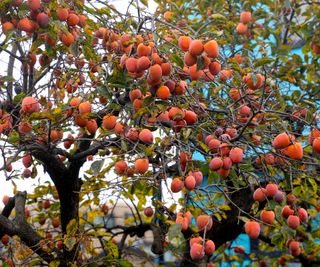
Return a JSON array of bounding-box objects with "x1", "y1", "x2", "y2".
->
[
  {"x1": 55, "y1": 169, "x2": 82, "y2": 266},
  {"x1": 57, "y1": 175, "x2": 81, "y2": 233}
]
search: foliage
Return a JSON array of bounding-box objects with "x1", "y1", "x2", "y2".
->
[{"x1": 0, "y1": 0, "x2": 319, "y2": 266}]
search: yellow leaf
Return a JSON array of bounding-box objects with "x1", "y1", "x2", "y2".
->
[
  {"x1": 49, "y1": 261, "x2": 60, "y2": 267},
  {"x1": 66, "y1": 219, "x2": 77, "y2": 235},
  {"x1": 219, "y1": 205, "x2": 231, "y2": 211}
]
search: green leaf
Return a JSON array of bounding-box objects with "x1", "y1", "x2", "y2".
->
[
  {"x1": 49, "y1": 261, "x2": 60, "y2": 267},
  {"x1": 70, "y1": 41, "x2": 80, "y2": 57},
  {"x1": 107, "y1": 65, "x2": 133, "y2": 88},
  {"x1": 13, "y1": 92, "x2": 26, "y2": 105},
  {"x1": 51, "y1": 20, "x2": 69, "y2": 34},
  {"x1": 182, "y1": 128, "x2": 192, "y2": 140},
  {"x1": 90, "y1": 160, "x2": 105, "y2": 175},
  {"x1": 210, "y1": 14, "x2": 227, "y2": 21},
  {"x1": 308, "y1": 178, "x2": 317, "y2": 193},
  {"x1": 121, "y1": 140, "x2": 128, "y2": 152},
  {"x1": 30, "y1": 258, "x2": 44, "y2": 266},
  {"x1": 104, "y1": 240, "x2": 119, "y2": 258},
  {"x1": 143, "y1": 95, "x2": 154, "y2": 106},
  {"x1": 66, "y1": 219, "x2": 77, "y2": 235},
  {"x1": 50, "y1": 201, "x2": 60, "y2": 211},
  {"x1": 169, "y1": 54, "x2": 184, "y2": 68},
  {"x1": 0, "y1": 0, "x2": 13, "y2": 9},
  {"x1": 168, "y1": 223, "x2": 186, "y2": 255},
  {"x1": 219, "y1": 204, "x2": 231, "y2": 211},
  {"x1": 302, "y1": 99, "x2": 317, "y2": 108},
  {"x1": 118, "y1": 259, "x2": 134, "y2": 267},
  {"x1": 31, "y1": 165, "x2": 38, "y2": 179},
  {"x1": 29, "y1": 112, "x2": 54, "y2": 120},
  {"x1": 97, "y1": 85, "x2": 112, "y2": 100},
  {"x1": 140, "y1": 0, "x2": 148, "y2": 6},
  {"x1": 64, "y1": 236, "x2": 77, "y2": 251},
  {"x1": 271, "y1": 232, "x2": 286, "y2": 247},
  {"x1": 238, "y1": 216, "x2": 249, "y2": 223},
  {"x1": 168, "y1": 223, "x2": 182, "y2": 241},
  {"x1": 196, "y1": 56, "x2": 205, "y2": 71},
  {"x1": 207, "y1": 170, "x2": 219, "y2": 185},
  {"x1": 0, "y1": 76, "x2": 15, "y2": 82},
  {"x1": 8, "y1": 131, "x2": 19, "y2": 144},
  {"x1": 145, "y1": 144, "x2": 155, "y2": 156},
  {"x1": 254, "y1": 57, "x2": 274, "y2": 68}
]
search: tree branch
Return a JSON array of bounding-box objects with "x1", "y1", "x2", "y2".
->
[
  {"x1": 0, "y1": 191, "x2": 61, "y2": 263},
  {"x1": 26, "y1": 143, "x2": 67, "y2": 183},
  {"x1": 69, "y1": 137, "x2": 119, "y2": 161},
  {"x1": 6, "y1": 44, "x2": 18, "y2": 103}
]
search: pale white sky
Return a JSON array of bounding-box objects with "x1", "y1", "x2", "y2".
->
[{"x1": 0, "y1": 0, "x2": 159, "y2": 207}]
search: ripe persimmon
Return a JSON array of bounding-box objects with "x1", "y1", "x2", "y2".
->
[
  {"x1": 161, "y1": 62, "x2": 172, "y2": 76},
  {"x1": 171, "y1": 178, "x2": 184, "y2": 193},
  {"x1": 196, "y1": 214, "x2": 213, "y2": 231},
  {"x1": 240, "y1": 11, "x2": 252, "y2": 24},
  {"x1": 229, "y1": 147, "x2": 243, "y2": 163},
  {"x1": 18, "y1": 18, "x2": 34, "y2": 32},
  {"x1": 67, "y1": 13, "x2": 79, "y2": 27},
  {"x1": 86, "y1": 119, "x2": 98, "y2": 134},
  {"x1": 115, "y1": 160, "x2": 128, "y2": 175},
  {"x1": 184, "y1": 52, "x2": 197, "y2": 67},
  {"x1": 60, "y1": 32, "x2": 75, "y2": 46},
  {"x1": 189, "y1": 65, "x2": 204, "y2": 80},
  {"x1": 37, "y1": 13, "x2": 49, "y2": 28},
  {"x1": 178, "y1": 36, "x2": 192, "y2": 52},
  {"x1": 27, "y1": 0, "x2": 40, "y2": 11},
  {"x1": 208, "y1": 61, "x2": 221, "y2": 75},
  {"x1": 2, "y1": 22, "x2": 15, "y2": 34},
  {"x1": 260, "y1": 210, "x2": 275, "y2": 224},
  {"x1": 184, "y1": 110, "x2": 197, "y2": 124},
  {"x1": 138, "y1": 129, "x2": 153, "y2": 144},
  {"x1": 253, "y1": 188, "x2": 267, "y2": 202},
  {"x1": 190, "y1": 243, "x2": 204, "y2": 261},
  {"x1": 156, "y1": 85, "x2": 170, "y2": 100},
  {"x1": 168, "y1": 107, "x2": 185, "y2": 120},
  {"x1": 129, "y1": 89, "x2": 142, "y2": 102},
  {"x1": 102, "y1": 115, "x2": 117, "y2": 129},
  {"x1": 313, "y1": 137, "x2": 320, "y2": 153},
  {"x1": 204, "y1": 240, "x2": 215, "y2": 255},
  {"x1": 204, "y1": 40, "x2": 219, "y2": 58},
  {"x1": 283, "y1": 143, "x2": 303, "y2": 160},
  {"x1": 114, "y1": 123, "x2": 124, "y2": 135},
  {"x1": 126, "y1": 57, "x2": 138, "y2": 73},
  {"x1": 57, "y1": 8, "x2": 69, "y2": 21},
  {"x1": 272, "y1": 132, "x2": 291, "y2": 149},
  {"x1": 137, "y1": 56, "x2": 150, "y2": 71},
  {"x1": 245, "y1": 221, "x2": 260, "y2": 239},
  {"x1": 137, "y1": 43, "x2": 151, "y2": 57},
  {"x1": 78, "y1": 101, "x2": 91, "y2": 114},
  {"x1": 189, "y1": 39, "x2": 204, "y2": 56},
  {"x1": 134, "y1": 158, "x2": 149, "y2": 174},
  {"x1": 21, "y1": 96, "x2": 40, "y2": 114},
  {"x1": 18, "y1": 121, "x2": 32, "y2": 134},
  {"x1": 148, "y1": 64, "x2": 162, "y2": 83},
  {"x1": 236, "y1": 23, "x2": 248, "y2": 34}
]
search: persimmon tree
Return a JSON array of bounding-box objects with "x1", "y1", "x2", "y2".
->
[{"x1": 0, "y1": 0, "x2": 320, "y2": 266}]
